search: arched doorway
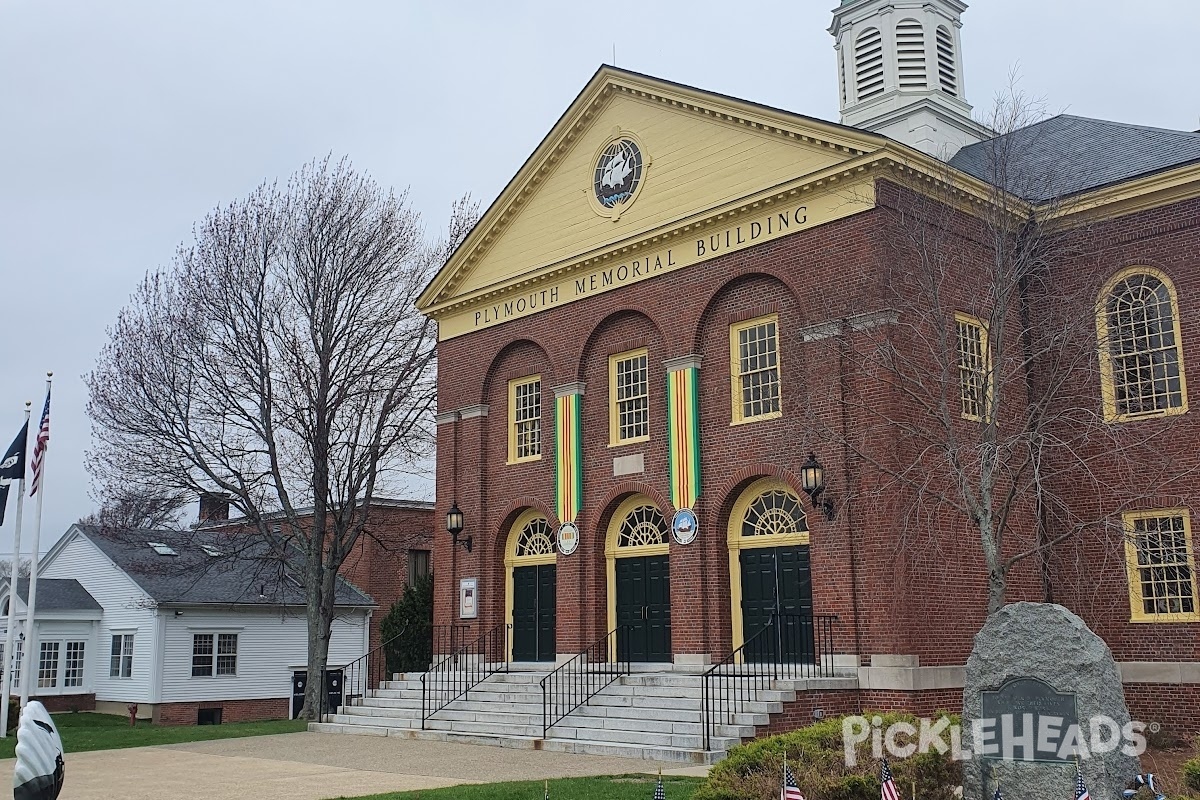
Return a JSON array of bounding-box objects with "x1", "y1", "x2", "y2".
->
[
  {"x1": 727, "y1": 478, "x2": 815, "y2": 663},
  {"x1": 505, "y1": 510, "x2": 557, "y2": 662},
  {"x1": 605, "y1": 496, "x2": 671, "y2": 662}
]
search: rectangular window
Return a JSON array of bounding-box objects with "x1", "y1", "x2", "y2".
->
[
  {"x1": 1125, "y1": 510, "x2": 1199, "y2": 622},
  {"x1": 11, "y1": 640, "x2": 22, "y2": 688},
  {"x1": 109, "y1": 634, "x2": 133, "y2": 679},
  {"x1": 216, "y1": 634, "x2": 238, "y2": 676},
  {"x1": 955, "y1": 313, "x2": 991, "y2": 421},
  {"x1": 610, "y1": 349, "x2": 650, "y2": 444},
  {"x1": 508, "y1": 376, "x2": 542, "y2": 463},
  {"x1": 730, "y1": 315, "x2": 782, "y2": 423},
  {"x1": 192, "y1": 634, "x2": 215, "y2": 677},
  {"x1": 64, "y1": 641, "x2": 86, "y2": 688},
  {"x1": 38, "y1": 642, "x2": 59, "y2": 689},
  {"x1": 408, "y1": 549, "x2": 432, "y2": 585}
]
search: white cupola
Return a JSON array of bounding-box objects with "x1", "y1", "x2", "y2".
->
[{"x1": 830, "y1": 0, "x2": 991, "y2": 159}]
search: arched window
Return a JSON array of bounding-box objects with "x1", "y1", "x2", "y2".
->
[
  {"x1": 741, "y1": 488, "x2": 809, "y2": 538},
  {"x1": 854, "y1": 28, "x2": 885, "y2": 101},
  {"x1": 895, "y1": 19, "x2": 927, "y2": 90},
  {"x1": 936, "y1": 26, "x2": 958, "y2": 96},
  {"x1": 514, "y1": 516, "x2": 554, "y2": 558},
  {"x1": 617, "y1": 504, "x2": 668, "y2": 548},
  {"x1": 1099, "y1": 270, "x2": 1188, "y2": 421}
]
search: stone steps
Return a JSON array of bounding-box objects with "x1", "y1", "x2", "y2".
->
[{"x1": 314, "y1": 665, "x2": 855, "y2": 763}]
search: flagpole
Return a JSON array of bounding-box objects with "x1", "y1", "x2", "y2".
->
[
  {"x1": 19, "y1": 374, "x2": 51, "y2": 709},
  {"x1": 0, "y1": 403, "x2": 31, "y2": 738}
]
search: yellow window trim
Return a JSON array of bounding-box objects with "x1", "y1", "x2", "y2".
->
[
  {"x1": 953, "y1": 312, "x2": 992, "y2": 423},
  {"x1": 608, "y1": 348, "x2": 650, "y2": 447},
  {"x1": 727, "y1": 478, "x2": 811, "y2": 658},
  {"x1": 1123, "y1": 508, "x2": 1200, "y2": 624},
  {"x1": 730, "y1": 314, "x2": 783, "y2": 425},
  {"x1": 507, "y1": 375, "x2": 542, "y2": 465},
  {"x1": 504, "y1": 509, "x2": 556, "y2": 661},
  {"x1": 1096, "y1": 267, "x2": 1189, "y2": 424},
  {"x1": 605, "y1": 495, "x2": 670, "y2": 653}
]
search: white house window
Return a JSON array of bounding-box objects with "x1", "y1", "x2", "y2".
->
[
  {"x1": 11, "y1": 640, "x2": 22, "y2": 688},
  {"x1": 193, "y1": 633, "x2": 238, "y2": 676},
  {"x1": 64, "y1": 642, "x2": 86, "y2": 688},
  {"x1": 38, "y1": 642, "x2": 59, "y2": 689},
  {"x1": 217, "y1": 634, "x2": 238, "y2": 675},
  {"x1": 109, "y1": 634, "x2": 133, "y2": 678}
]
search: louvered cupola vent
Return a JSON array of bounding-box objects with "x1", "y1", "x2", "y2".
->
[
  {"x1": 936, "y1": 26, "x2": 958, "y2": 96},
  {"x1": 855, "y1": 28, "x2": 885, "y2": 100},
  {"x1": 895, "y1": 19, "x2": 927, "y2": 89}
]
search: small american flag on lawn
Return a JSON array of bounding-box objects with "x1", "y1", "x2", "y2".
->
[
  {"x1": 781, "y1": 762, "x2": 805, "y2": 800},
  {"x1": 881, "y1": 759, "x2": 900, "y2": 800},
  {"x1": 993, "y1": 785, "x2": 1004, "y2": 800},
  {"x1": 653, "y1": 771, "x2": 666, "y2": 800},
  {"x1": 29, "y1": 388, "x2": 49, "y2": 497},
  {"x1": 1075, "y1": 767, "x2": 1091, "y2": 800}
]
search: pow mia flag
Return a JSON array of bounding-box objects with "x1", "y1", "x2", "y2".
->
[{"x1": 0, "y1": 421, "x2": 29, "y2": 526}]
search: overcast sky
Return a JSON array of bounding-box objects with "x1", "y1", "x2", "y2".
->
[{"x1": 1, "y1": 0, "x2": 1197, "y2": 553}]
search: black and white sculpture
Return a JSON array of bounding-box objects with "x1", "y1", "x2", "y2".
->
[{"x1": 13, "y1": 702, "x2": 64, "y2": 800}]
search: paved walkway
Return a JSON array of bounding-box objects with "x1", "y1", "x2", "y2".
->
[{"x1": 7, "y1": 732, "x2": 710, "y2": 800}]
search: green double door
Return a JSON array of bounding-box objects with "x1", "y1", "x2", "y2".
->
[
  {"x1": 512, "y1": 564, "x2": 556, "y2": 662},
  {"x1": 615, "y1": 555, "x2": 672, "y2": 662},
  {"x1": 739, "y1": 545, "x2": 815, "y2": 663}
]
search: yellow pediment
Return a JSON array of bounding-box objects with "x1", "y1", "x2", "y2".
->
[{"x1": 419, "y1": 67, "x2": 889, "y2": 339}]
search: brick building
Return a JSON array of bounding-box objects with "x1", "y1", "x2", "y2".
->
[
  {"x1": 203, "y1": 494, "x2": 435, "y2": 652},
  {"x1": 414, "y1": 0, "x2": 1200, "y2": 736}
]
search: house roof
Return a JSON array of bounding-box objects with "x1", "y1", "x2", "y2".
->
[
  {"x1": 73, "y1": 526, "x2": 374, "y2": 608},
  {"x1": 949, "y1": 114, "x2": 1200, "y2": 203},
  {"x1": 10, "y1": 578, "x2": 101, "y2": 612}
]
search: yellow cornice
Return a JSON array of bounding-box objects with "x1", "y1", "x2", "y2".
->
[
  {"x1": 423, "y1": 155, "x2": 883, "y2": 321},
  {"x1": 417, "y1": 66, "x2": 889, "y2": 312},
  {"x1": 1049, "y1": 160, "x2": 1200, "y2": 224}
]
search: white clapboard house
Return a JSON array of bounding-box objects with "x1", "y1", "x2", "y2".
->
[{"x1": 0, "y1": 525, "x2": 374, "y2": 724}]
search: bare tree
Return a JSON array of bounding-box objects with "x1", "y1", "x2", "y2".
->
[
  {"x1": 0, "y1": 560, "x2": 31, "y2": 579},
  {"x1": 812, "y1": 84, "x2": 1193, "y2": 615},
  {"x1": 78, "y1": 489, "x2": 189, "y2": 532},
  {"x1": 86, "y1": 156, "x2": 477, "y2": 718}
]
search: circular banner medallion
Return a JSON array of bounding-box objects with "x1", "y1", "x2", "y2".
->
[
  {"x1": 671, "y1": 509, "x2": 698, "y2": 545},
  {"x1": 557, "y1": 521, "x2": 580, "y2": 555},
  {"x1": 593, "y1": 138, "x2": 643, "y2": 210}
]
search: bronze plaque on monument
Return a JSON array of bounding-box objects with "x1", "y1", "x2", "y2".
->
[{"x1": 980, "y1": 677, "x2": 1080, "y2": 762}]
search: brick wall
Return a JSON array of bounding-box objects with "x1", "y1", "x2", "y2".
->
[
  {"x1": 29, "y1": 693, "x2": 95, "y2": 713},
  {"x1": 431, "y1": 178, "x2": 1199, "y2": 687},
  {"x1": 155, "y1": 697, "x2": 289, "y2": 726}
]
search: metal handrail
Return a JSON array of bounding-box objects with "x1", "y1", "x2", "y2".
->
[
  {"x1": 319, "y1": 623, "x2": 468, "y2": 720},
  {"x1": 700, "y1": 613, "x2": 838, "y2": 750},
  {"x1": 421, "y1": 622, "x2": 510, "y2": 727},
  {"x1": 540, "y1": 626, "x2": 631, "y2": 737}
]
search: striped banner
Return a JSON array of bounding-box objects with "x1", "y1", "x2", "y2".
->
[
  {"x1": 667, "y1": 366, "x2": 701, "y2": 510},
  {"x1": 554, "y1": 392, "x2": 583, "y2": 524}
]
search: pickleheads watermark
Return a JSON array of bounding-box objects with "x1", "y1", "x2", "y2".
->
[{"x1": 842, "y1": 715, "x2": 1151, "y2": 767}]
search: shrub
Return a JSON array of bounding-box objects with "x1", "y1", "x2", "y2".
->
[
  {"x1": 695, "y1": 712, "x2": 961, "y2": 800},
  {"x1": 1182, "y1": 754, "x2": 1200, "y2": 793},
  {"x1": 380, "y1": 573, "x2": 433, "y2": 674}
]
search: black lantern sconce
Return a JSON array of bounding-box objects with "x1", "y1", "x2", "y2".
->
[
  {"x1": 800, "y1": 452, "x2": 837, "y2": 521},
  {"x1": 446, "y1": 501, "x2": 472, "y2": 552}
]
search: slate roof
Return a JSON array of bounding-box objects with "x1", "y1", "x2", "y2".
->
[
  {"x1": 74, "y1": 526, "x2": 374, "y2": 608},
  {"x1": 949, "y1": 114, "x2": 1200, "y2": 203},
  {"x1": 10, "y1": 578, "x2": 101, "y2": 612}
]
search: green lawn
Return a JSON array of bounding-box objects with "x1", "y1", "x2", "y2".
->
[
  {"x1": 0, "y1": 712, "x2": 305, "y2": 760},
  {"x1": 336, "y1": 775, "x2": 704, "y2": 800}
]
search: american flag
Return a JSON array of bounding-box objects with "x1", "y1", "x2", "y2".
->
[
  {"x1": 29, "y1": 389, "x2": 49, "y2": 497},
  {"x1": 653, "y1": 772, "x2": 666, "y2": 800},
  {"x1": 1075, "y1": 767, "x2": 1091, "y2": 800},
  {"x1": 781, "y1": 762, "x2": 805, "y2": 800},
  {"x1": 993, "y1": 785, "x2": 1004, "y2": 800},
  {"x1": 881, "y1": 759, "x2": 900, "y2": 800}
]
